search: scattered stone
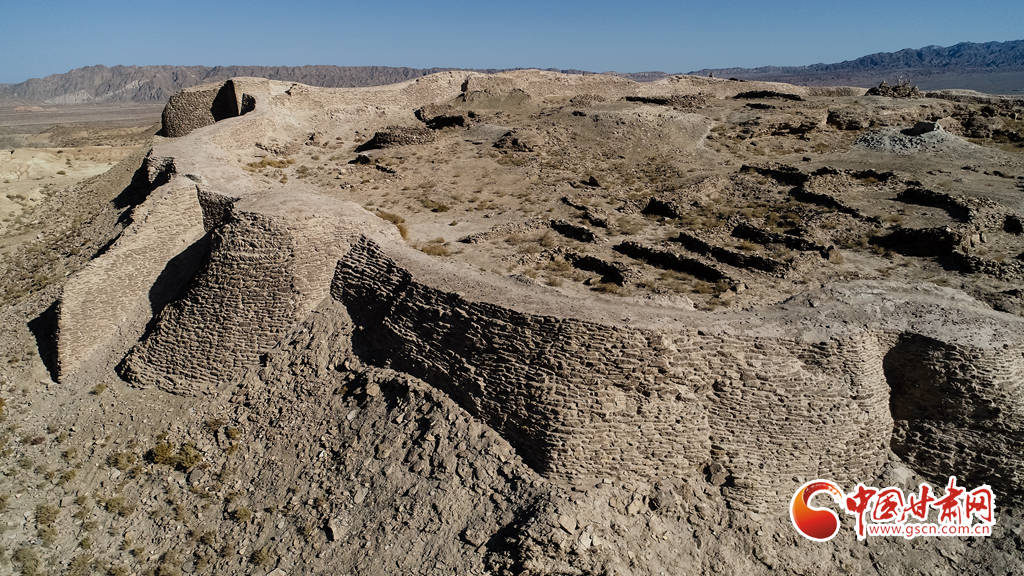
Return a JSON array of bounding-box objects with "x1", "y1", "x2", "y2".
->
[
  {"x1": 326, "y1": 517, "x2": 344, "y2": 542},
  {"x1": 557, "y1": 514, "x2": 577, "y2": 534}
]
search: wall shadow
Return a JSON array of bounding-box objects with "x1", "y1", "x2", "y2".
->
[{"x1": 28, "y1": 301, "x2": 60, "y2": 382}]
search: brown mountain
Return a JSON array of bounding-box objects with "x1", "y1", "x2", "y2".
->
[{"x1": 691, "y1": 40, "x2": 1024, "y2": 94}]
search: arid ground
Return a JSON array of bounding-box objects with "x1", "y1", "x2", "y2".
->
[{"x1": 0, "y1": 72, "x2": 1021, "y2": 575}]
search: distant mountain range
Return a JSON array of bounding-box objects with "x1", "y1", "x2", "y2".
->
[
  {"x1": 691, "y1": 40, "x2": 1024, "y2": 94},
  {"x1": 0, "y1": 65, "x2": 644, "y2": 105},
  {"x1": 1, "y1": 40, "x2": 1021, "y2": 104}
]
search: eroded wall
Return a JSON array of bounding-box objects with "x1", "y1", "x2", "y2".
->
[{"x1": 331, "y1": 238, "x2": 906, "y2": 507}]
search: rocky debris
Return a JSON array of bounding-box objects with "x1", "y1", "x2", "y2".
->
[
  {"x1": 493, "y1": 130, "x2": 534, "y2": 152},
  {"x1": 624, "y1": 94, "x2": 708, "y2": 108},
  {"x1": 561, "y1": 196, "x2": 610, "y2": 228},
  {"x1": 731, "y1": 223, "x2": 836, "y2": 259},
  {"x1": 872, "y1": 225, "x2": 962, "y2": 257},
  {"x1": 948, "y1": 250, "x2": 1024, "y2": 282},
  {"x1": 613, "y1": 241, "x2": 730, "y2": 283},
  {"x1": 902, "y1": 121, "x2": 942, "y2": 137},
  {"x1": 550, "y1": 219, "x2": 598, "y2": 242},
  {"x1": 896, "y1": 187, "x2": 973, "y2": 221},
  {"x1": 827, "y1": 108, "x2": 869, "y2": 130},
  {"x1": 984, "y1": 288, "x2": 1024, "y2": 315},
  {"x1": 770, "y1": 119, "x2": 818, "y2": 137},
  {"x1": 457, "y1": 218, "x2": 546, "y2": 244},
  {"x1": 846, "y1": 168, "x2": 897, "y2": 182},
  {"x1": 414, "y1": 104, "x2": 468, "y2": 129},
  {"x1": 562, "y1": 251, "x2": 635, "y2": 285},
  {"x1": 673, "y1": 231, "x2": 789, "y2": 275},
  {"x1": 790, "y1": 184, "x2": 868, "y2": 219},
  {"x1": 568, "y1": 93, "x2": 606, "y2": 107},
  {"x1": 739, "y1": 163, "x2": 809, "y2": 187},
  {"x1": 866, "y1": 80, "x2": 921, "y2": 98},
  {"x1": 355, "y1": 125, "x2": 435, "y2": 151},
  {"x1": 958, "y1": 111, "x2": 999, "y2": 138},
  {"x1": 854, "y1": 122, "x2": 973, "y2": 155},
  {"x1": 256, "y1": 139, "x2": 301, "y2": 156},
  {"x1": 642, "y1": 196, "x2": 685, "y2": 219},
  {"x1": 733, "y1": 90, "x2": 803, "y2": 102}
]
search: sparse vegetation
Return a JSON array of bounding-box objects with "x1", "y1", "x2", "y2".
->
[
  {"x1": 376, "y1": 210, "x2": 410, "y2": 239},
  {"x1": 231, "y1": 507, "x2": 253, "y2": 523},
  {"x1": 106, "y1": 450, "x2": 137, "y2": 471},
  {"x1": 13, "y1": 546, "x2": 41, "y2": 576},
  {"x1": 146, "y1": 439, "x2": 203, "y2": 470},
  {"x1": 245, "y1": 156, "x2": 295, "y2": 171},
  {"x1": 250, "y1": 545, "x2": 274, "y2": 566},
  {"x1": 419, "y1": 238, "x2": 452, "y2": 256}
]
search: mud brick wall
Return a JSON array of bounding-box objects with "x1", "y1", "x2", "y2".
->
[
  {"x1": 886, "y1": 334, "x2": 1024, "y2": 496},
  {"x1": 120, "y1": 195, "x2": 368, "y2": 395},
  {"x1": 120, "y1": 210, "x2": 299, "y2": 394},
  {"x1": 690, "y1": 333, "x2": 892, "y2": 508},
  {"x1": 331, "y1": 238, "x2": 898, "y2": 503},
  {"x1": 334, "y1": 238, "x2": 711, "y2": 483},
  {"x1": 161, "y1": 80, "x2": 247, "y2": 138}
]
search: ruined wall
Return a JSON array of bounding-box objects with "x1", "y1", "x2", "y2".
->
[
  {"x1": 333, "y1": 238, "x2": 711, "y2": 483},
  {"x1": 886, "y1": 334, "x2": 1024, "y2": 496},
  {"x1": 57, "y1": 175, "x2": 206, "y2": 380},
  {"x1": 119, "y1": 195, "x2": 372, "y2": 395},
  {"x1": 331, "y1": 238, "x2": 899, "y2": 505},
  {"x1": 119, "y1": 210, "x2": 300, "y2": 394},
  {"x1": 160, "y1": 79, "x2": 251, "y2": 138},
  {"x1": 696, "y1": 332, "x2": 892, "y2": 507}
]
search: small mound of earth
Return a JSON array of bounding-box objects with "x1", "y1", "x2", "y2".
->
[
  {"x1": 356, "y1": 125, "x2": 435, "y2": 151},
  {"x1": 854, "y1": 121, "x2": 974, "y2": 155}
]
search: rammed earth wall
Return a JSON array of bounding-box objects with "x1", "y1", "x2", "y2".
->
[{"x1": 331, "y1": 238, "x2": 903, "y2": 506}]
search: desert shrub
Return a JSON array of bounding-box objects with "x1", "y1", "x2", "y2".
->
[
  {"x1": 102, "y1": 496, "x2": 134, "y2": 517},
  {"x1": 375, "y1": 211, "x2": 410, "y2": 239},
  {"x1": 245, "y1": 157, "x2": 294, "y2": 171},
  {"x1": 231, "y1": 507, "x2": 253, "y2": 523},
  {"x1": 250, "y1": 546, "x2": 274, "y2": 566},
  {"x1": 35, "y1": 503, "x2": 58, "y2": 526},
  {"x1": 13, "y1": 547, "x2": 41, "y2": 576},
  {"x1": 146, "y1": 440, "x2": 202, "y2": 471},
  {"x1": 807, "y1": 86, "x2": 863, "y2": 97},
  {"x1": 106, "y1": 451, "x2": 137, "y2": 471},
  {"x1": 419, "y1": 197, "x2": 450, "y2": 212},
  {"x1": 419, "y1": 239, "x2": 451, "y2": 256}
]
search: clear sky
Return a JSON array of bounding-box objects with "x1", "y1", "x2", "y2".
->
[{"x1": 1, "y1": 0, "x2": 1021, "y2": 83}]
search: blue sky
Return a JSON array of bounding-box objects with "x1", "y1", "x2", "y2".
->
[{"x1": 1, "y1": 0, "x2": 1021, "y2": 83}]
